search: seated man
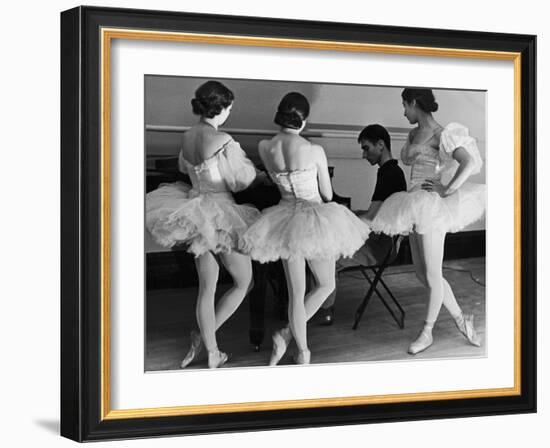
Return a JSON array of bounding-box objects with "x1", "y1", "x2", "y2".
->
[{"x1": 320, "y1": 124, "x2": 407, "y2": 325}]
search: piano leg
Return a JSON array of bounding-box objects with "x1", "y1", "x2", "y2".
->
[
  {"x1": 248, "y1": 261, "x2": 291, "y2": 350},
  {"x1": 268, "y1": 262, "x2": 289, "y2": 323},
  {"x1": 249, "y1": 261, "x2": 268, "y2": 351}
]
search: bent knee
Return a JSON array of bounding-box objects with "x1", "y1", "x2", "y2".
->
[
  {"x1": 425, "y1": 269, "x2": 442, "y2": 286},
  {"x1": 322, "y1": 279, "x2": 336, "y2": 294},
  {"x1": 198, "y1": 280, "x2": 217, "y2": 295},
  {"x1": 246, "y1": 277, "x2": 255, "y2": 294},
  {"x1": 232, "y1": 271, "x2": 253, "y2": 291},
  {"x1": 315, "y1": 279, "x2": 335, "y2": 296}
]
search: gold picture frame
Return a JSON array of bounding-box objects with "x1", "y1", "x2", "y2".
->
[{"x1": 61, "y1": 5, "x2": 536, "y2": 441}]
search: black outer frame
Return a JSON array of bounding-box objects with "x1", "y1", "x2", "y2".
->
[{"x1": 60, "y1": 5, "x2": 537, "y2": 442}]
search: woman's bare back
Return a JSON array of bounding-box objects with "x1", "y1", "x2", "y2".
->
[
  {"x1": 259, "y1": 133, "x2": 318, "y2": 173},
  {"x1": 259, "y1": 132, "x2": 333, "y2": 201},
  {"x1": 180, "y1": 124, "x2": 232, "y2": 166}
]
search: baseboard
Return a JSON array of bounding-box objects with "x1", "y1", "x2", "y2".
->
[{"x1": 393, "y1": 230, "x2": 486, "y2": 266}]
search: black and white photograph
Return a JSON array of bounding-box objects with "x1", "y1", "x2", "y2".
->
[
  {"x1": 55, "y1": 3, "x2": 538, "y2": 443},
  {"x1": 144, "y1": 76, "x2": 487, "y2": 371}
]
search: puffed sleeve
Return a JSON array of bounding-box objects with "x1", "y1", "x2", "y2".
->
[
  {"x1": 217, "y1": 140, "x2": 257, "y2": 192},
  {"x1": 439, "y1": 122, "x2": 483, "y2": 175}
]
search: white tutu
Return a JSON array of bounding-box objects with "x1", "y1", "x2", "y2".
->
[
  {"x1": 146, "y1": 139, "x2": 262, "y2": 256},
  {"x1": 146, "y1": 182, "x2": 260, "y2": 256},
  {"x1": 369, "y1": 122, "x2": 486, "y2": 235},
  {"x1": 369, "y1": 182, "x2": 486, "y2": 235},
  {"x1": 240, "y1": 200, "x2": 371, "y2": 263}
]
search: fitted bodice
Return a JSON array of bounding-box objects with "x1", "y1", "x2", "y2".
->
[
  {"x1": 180, "y1": 152, "x2": 228, "y2": 194},
  {"x1": 401, "y1": 141, "x2": 442, "y2": 187},
  {"x1": 178, "y1": 139, "x2": 257, "y2": 195},
  {"x1": 400, "y1": 123, "x2": 484, "y2": 188},
  {"x1": 269, "y1": 167, "x2": 322, "y2": 203}
]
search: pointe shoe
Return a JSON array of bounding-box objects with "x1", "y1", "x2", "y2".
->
[
  {"x1": 455, "y1": 313, "x2": 482, "y2": 347},
  {"x1": 408, "y1": 328, "x2": 433, "y2": 355},
  {"x1": 294, "y1": 349, "x2": 311, "y2": 365},
  {"x1": 208, "y1": 350, "x2": 229, "y2": 369},
  {"x1": 180, "y1": 330, "x2": 203, "y2": 368},
  {"x1": 269, "y1": 328, "x2": 292, "y2": 366}
]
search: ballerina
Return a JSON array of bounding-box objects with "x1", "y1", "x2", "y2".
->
[
  {"x1": 146, "y1": 80, "x2": 263, "y2": 368},
  {"x1": 369, "y1": 88, "x2": 486, "y2": 355},
  {"x1": 241, "y1": 92, "x2": 371, "y2": 365}
]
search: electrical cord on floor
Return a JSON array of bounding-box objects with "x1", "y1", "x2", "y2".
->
[{"x1": 442, "y1": 266, "x2": 485, "y2": 287}]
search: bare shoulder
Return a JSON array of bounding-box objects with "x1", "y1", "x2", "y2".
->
[
  {"x1": 182, "y1": 126, "x2": 231, "y2": 147},
  {"x1": 258, "y1": 138, "x2": 270, "y2": 153},
  {"x1": 433, "y1": 124, "x2": 445, "y2": 142},
  {"x1": 309, "y1": 143, "x2": 327, "y2": 160},
  {"x1": 211, "y1": 130, "x2": 233, "y2": 148}
]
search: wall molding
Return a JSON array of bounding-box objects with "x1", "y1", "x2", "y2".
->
[{"x1": 145, "y1": 123, "x2": 410, "y2": 141}]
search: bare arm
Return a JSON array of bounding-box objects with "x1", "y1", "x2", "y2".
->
[
  {"x1": 177, "y1": 149, "x2": 187, "y2": 174},
  {"x1": 443, "y1": 147, "x2": 476, "y2": 196},
  {"x1": 257, "y1": 140, "x2": 270, "y2": 170},
  {"x1": 422, "y1": 147, "x2": 476, "y2": 197},
  {"x1": 314, "y1": 144, "x2": 333, "y2": 202}
]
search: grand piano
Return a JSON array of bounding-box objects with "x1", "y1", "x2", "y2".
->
[{"x1": 146, "y1": 158, "x2": 351, "y2": 350}]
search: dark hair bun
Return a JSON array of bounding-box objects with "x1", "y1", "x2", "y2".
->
[
  {"x1": 274, "y1": 92, "x2": 310, "y2": 130},
  {"x1": 191, "y1": 98, "x2": 206, "y2": 115},
  {"x1": 274, "y1": 110, "x2": 304, "y2": 129},
  {"x1": 401, "y1": 88, "x2": 438, "y2": 113},
  {"x1": 191, "y1": 80, "x2": 234, "y2": 119}
]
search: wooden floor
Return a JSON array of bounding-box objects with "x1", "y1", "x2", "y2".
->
[{"x1": 145, "y1": 257, "x2": 486, "y2": 371}]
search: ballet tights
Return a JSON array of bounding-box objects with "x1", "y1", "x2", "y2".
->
[
  {"x1": 194, "y1": 251, "x2": 253, "y2": 353},
  {"x1": 282, "y1": 257, "x2": 336, "y2": 353},
  {"x1": 409, "y1": 231, "x2": 464, "y2": 332}
]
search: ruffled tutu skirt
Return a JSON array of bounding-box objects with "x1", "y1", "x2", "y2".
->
[
  {"x1": 369, "y1": 182, "x2": 486, "y2": 235},
  {"x1": 240, "y1": 199, "x2": 371, "y2": 263},
  {"x1": 146, "y1": 182, "x2": 260, "y2": 256}
]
